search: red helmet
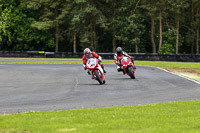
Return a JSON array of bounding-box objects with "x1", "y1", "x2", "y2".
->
[{"x1": 84, "y1": 48, "x2": 91, "y2": 58}]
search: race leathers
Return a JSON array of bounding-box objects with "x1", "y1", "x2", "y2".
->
[
  {"x1": 82, "y1": 52, "x2": 105, "y2": 73},
  {"x1": 83, "y1": 51, "x2": 99, "y2": 65},
  {"x1": 114, "y1": 51, "x2": 134, "y2": 71}
]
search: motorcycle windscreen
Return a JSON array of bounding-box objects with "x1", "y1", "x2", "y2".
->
[
  {"x1": 86, "y1": 58, "x2": 97, "y2": 69},
  {"x1": 121, "y1": 57, "x2": 130, "y2": 65}
]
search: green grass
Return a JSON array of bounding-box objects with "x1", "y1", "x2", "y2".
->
[
  {"x1": 0, "y1": 101, "x2": 200, "y2": 133},
  {"x1": 135, "y1": 61, "x2": 200, "y2": 71},
  {"x1": 103, "y1": 60, "x2": 200, "y2": 74},
  {"x1": 177, "y1": 72, "x2": 200, "y2": 82}
]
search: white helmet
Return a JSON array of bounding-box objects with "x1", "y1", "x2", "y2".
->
[{"x1": 84, "y1": 48, "x2": 91, "y2": 58}]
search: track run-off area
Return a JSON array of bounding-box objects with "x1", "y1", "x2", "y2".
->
[{"x1": 0, "y1": 60, "x2": 200, "y2": 114}]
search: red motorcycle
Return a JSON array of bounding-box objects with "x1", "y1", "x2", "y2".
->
[
  {"x1": 86, "y1": 58, "x2": 106, "y2": 84},
  {"x1": 120, "y1": 56, "x2": 136, "y2": 79}
]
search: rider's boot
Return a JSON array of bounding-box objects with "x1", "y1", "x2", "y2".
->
[
  {"x1": 122, "y1": 70, "x2": 125, "y2": 75},
  {"x1": 103, "y1": 69, "x2": 107, "y2": 73},
  {"x1": 132, "y1": 61, "x2": 136, "y2": 69},
  {"x1": 87, "y1": 70, "x2": 94, "y2": 79},
  {"x1": 87, "y1": 70, "x2": 91, "y2": 75},
  {"x1": 101, "y1": 64, "x2": 106, "y2": 73},
  {"x1": 118, "y1": 68, "x2": 125, "y2": 75}
]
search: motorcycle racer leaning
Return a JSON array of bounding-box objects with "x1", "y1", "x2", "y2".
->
[
  {"x1": 82, "y1": 48, "x2": 106, "y2": 75},
  {"x1": 114, "y1": 47, "x2": 135, "y2": 74}
]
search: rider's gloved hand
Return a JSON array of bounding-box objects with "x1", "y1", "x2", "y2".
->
[
  {"x1": 131, "y1": 57, "x2": 134, "y2": 64},
  {"x1": 116, "y1": 63, "x2": 122, "y2": 66},
  {"x1": 98, "y1": 56, "x2": 102, "y2": 63}
]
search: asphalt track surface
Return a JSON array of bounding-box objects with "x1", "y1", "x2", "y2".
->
[{"x1": 0, "y1": 64, "x2": 200, "y2": 114}]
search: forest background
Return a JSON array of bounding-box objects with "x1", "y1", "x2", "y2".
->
[{"x1": 0, "y1": 0, "x2": 199, "y2": 54}]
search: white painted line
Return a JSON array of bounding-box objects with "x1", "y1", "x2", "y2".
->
[{"x1": 140, "y1": 65, "x2": 200, "y2": 85}]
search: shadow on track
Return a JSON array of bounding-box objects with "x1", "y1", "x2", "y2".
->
[{"x1": 78, "y1": 83, "x2": 105, "y2": 86}]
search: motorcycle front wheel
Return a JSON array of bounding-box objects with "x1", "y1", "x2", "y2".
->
[
  {"x1": 127, "y1": 67, "x2": 135, "y2": 79},
  {"x1": 94, "y1": 71, "x2": 104, "y2": 84}
]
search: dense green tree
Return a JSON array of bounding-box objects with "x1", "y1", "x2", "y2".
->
[
  {"x1": 97, "y1": 0, "x2": 120, "y2": 53},
  {"x1": 140, "y1": 0, "x2": 158, "y2": 53},
  {"x1": 194, "y1": 0, "x2": 200, "y2": 54},
  {"x1": 156, "y1": 0, "x2": 179, "y2": 54},
  {"x1": 23, "y1": 0, "x2": 72, "y2": 52},
  {"x1": 0, "y1": 0, "x2": 53, "y2": 51},
  {"x1": 67, "y1": 0, "x2": 108, "y2": 52},
  {"x1": 0, "y1": 0, "x2": 199, "y2": 54},
  {"x1": 114, "y1": 0, "x2": 145, "y2": 53}
]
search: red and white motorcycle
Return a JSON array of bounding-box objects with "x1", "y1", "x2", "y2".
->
[
  {"x1": 120, "y1": 56, "x2": 136, "y2": 79},
  {"x1": 86, "y1": 57, "x2": 106, "y2": 84}
]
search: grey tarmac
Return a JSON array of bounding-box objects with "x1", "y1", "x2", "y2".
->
[{"x1": 0, "y1": 64, "x2": 200, "y2": 114}]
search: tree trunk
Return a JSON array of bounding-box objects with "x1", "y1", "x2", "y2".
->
[
  {"x1": 165, "y1": 16, "x2": 170, "y2": 29},
  {"x1": 90, "y1": 24, "x2": 94, "y2": 50},
  {"x1": 159, "y1": 8, "x2": 163, "y2": 51},
  {"x1": 73, "y1": 33, "x2": 76, "y2": 53},
  {"x1": 191, "y1": 0, "x2": 194, "y2": 54},
  {"x1": 55, "y1": 22, "x2": 59, "y2": 52},
  {"x1": 197, "y1": 28, "x2": 199, "y2": 54},
  {"x1": 175, "y1": 15, "x2": 179, "y2": 54},
  {"x1": 135, "y1": 44, "x2": 138, "y2": 53},
  {"x1": 151, "y1": 14, "x2": 156, "y2": 53},
  {"x1": 55, "y1": 8, "x2": 59, "y2": 52},
  {"x1": 93, "y1": 30, "x2": 97, "y2": 52},
  {"x1": 112, "y1": 34, "x2": 116, "y2": 53},
  {"x1": 132, "y1": 0, "x2": 141, "y2": 14},
  {"x1": 196, "y1": 8, "x2": 199, "y2": 54}
]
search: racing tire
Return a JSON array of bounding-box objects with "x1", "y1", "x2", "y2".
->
[
  {"x1": 127, "y1": 67, "x2": 135, "y2": 79},
  {"x1": 94, "y1": 71, "x2": 104, "y2": 84}
]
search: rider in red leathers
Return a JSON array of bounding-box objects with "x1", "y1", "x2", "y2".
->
[
  {"x1": 82, "y1": 48, "x2": 106, "y2": 74},
  {"x1": 114, "y1": 47, "x2": 135, "y2": 74}
]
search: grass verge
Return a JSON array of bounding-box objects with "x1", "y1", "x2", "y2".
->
[
  {"x1": 134, "y1": 61, "x2": 200, "y2": 72},
  {"x1": 0, "y1": 101, "x2": 200, "y2": 133},
  {"x1": 134, "y1": 61, "x2": 200, "y2": 82}
]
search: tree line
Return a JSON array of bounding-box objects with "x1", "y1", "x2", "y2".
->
[{"x1": 0, "y1": 0, "x2": 199, "y2": 54}]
